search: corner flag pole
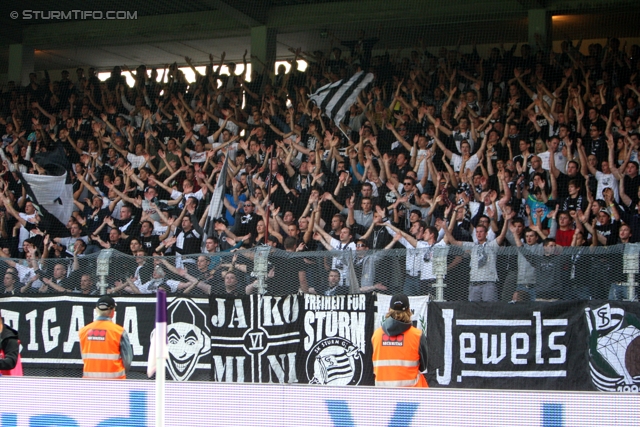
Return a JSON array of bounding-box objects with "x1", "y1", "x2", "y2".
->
[{"x1": 155, "y1": 290, "x2": 167, "y2": 427}]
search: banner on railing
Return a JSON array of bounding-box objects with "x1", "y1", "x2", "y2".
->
[
  {"x1": 3, "y1": 294, "x2": 639, "y2": 391},
  {"x1": 426, "y1": 301, "x2": 640, "y2": 392},
  {"x1": 0, "y1": 295, "x2": 210, "y2": 381},
  {"x1": 584, "y1": 302, "x2": 640, "y2": 393},
  {"x1": 209, "y1": 293, "x2": 376, "y2": 385},
  {"x1": 301, "y1": 293, "x2": 375, "y2": 386}
]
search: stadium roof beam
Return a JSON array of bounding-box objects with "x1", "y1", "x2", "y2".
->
[
  {"x1": 515, "y1": 0, "x2": 547, "y2": 9},
  {"x1": 267, "y1": 0, "x2": 527, "y2": 32},
  {"x1": 22, "y1": 11, "x2": 247, "y2": 50},
  {"x1": 200, "y1": 0, "x2": 264, "y2": 27}
]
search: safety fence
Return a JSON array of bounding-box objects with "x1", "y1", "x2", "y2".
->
[{"x1": 1, "y1": 244, "x2": 638, "y2": 302}]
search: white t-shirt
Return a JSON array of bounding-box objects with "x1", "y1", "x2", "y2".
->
[
  {"x1": 126, "y1": 153, "x2": 146, "y2": 170},
  {"x1": 537, "y1": 151, "x2": 567, "y2": 173},
  {"x1": 171, "y1": 189, "x2": 204, "y2": 201},
  {"x1": 329, "y1": 237, "x2": 356, "y2": 286},
  {"x1": 189, "y1": 151, "x2": 207, "y2": 164},
  {"x1": 419, "y1": 240, "x2": 448, "y2": 280},
  {"x1": 18, "y1": 212, "x2": 37, "y2": 251},
  {"x1": 451, "y1": 153, "x2": 479, "y2": 173},
  {"x1": 595, "y1": 171, "x2": 619, "y2": 202},
  {"x1": 15, "y1": 263, "x2": 44, "y2": 290},
  {"x1": 136, "y1": 278, "x2": 181, "y2": 294}
]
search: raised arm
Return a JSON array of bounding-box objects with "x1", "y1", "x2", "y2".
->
[{"x1": 431, "y1": 132, "x2": 453, "y2": 160}]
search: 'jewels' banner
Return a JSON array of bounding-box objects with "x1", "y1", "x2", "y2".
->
[{"x1": 426, "y1": 301, "x2": 591, "y2": 390}]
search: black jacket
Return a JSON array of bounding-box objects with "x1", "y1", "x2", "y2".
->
[
  {"x1": 519, "y1": 247, "x2": 570, "y2": 299},
  {"x1": 0, "y1": 323, "x2": 20, "y2": 371}
]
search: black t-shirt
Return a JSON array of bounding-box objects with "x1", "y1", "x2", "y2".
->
[
  {"x1": 233, "y1": 210, "x2": 259, "y2": 237},
  {"x1": 624, "y1": 175, "x2": 640, "y2": 205},
  {"x1": 268, "y1": 255, "x2": 306, "y2": 295},
  {"x1": 139, "y1": 235, "x2": 160, "y2": 254},
  {"x1": 556, "y1": 172, "x2": 585, "y2": 199},
  {"x1": 312, "y1": 281, "x2": 349, "y2": 296},
  {"x1": 174, "y1": 228, "x2": 202, "y2": 255}
]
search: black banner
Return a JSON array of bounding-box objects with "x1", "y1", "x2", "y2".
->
[
  {"x1": 0, "y1": 295, "x2": 210, "y2": 381},
  {"x1": 300, "y1": 293, "x2": 375, "y2": 386},
  {"x1": 209, "y1": 293, "x2": 376, "y2": 385},
  {"x1": 426, "y1": 301, "x2": 591, "y2": 390},
  {"x1": 209, "y1": 294, "x2": 303, "y2": 383}
]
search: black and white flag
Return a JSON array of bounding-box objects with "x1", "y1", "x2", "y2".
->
[
  {"x1": 309, "y1": 71, "x2": 374, "y2": 126},
  {"x1": 201, "y1": 154, "x2": 228, "y2": 251}
]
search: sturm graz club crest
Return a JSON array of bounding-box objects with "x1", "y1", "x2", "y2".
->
[
  {"x1": 306, "y1": 337, "x2": 363, "y2": 385},
  {"x1": 585, "y1": 303, "x2": 640, "y2": 392},
  {"x1": 151, "y1": 297, "x2": 211, "y2": 381}
]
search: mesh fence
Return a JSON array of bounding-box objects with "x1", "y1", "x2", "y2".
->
[{"x1": 1, "y1": 244, "x2": 637, "y2": 302}]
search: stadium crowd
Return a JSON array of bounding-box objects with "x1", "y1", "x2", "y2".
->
[{"x1": 0, "y1": 34, "x2": 639, "y2": 301}]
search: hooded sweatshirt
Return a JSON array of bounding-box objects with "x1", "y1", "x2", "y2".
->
[{"x1": 0, "y1": 323, "x2": 20, "y2": 371}]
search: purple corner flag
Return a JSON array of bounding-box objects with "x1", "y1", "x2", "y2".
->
[
  {"x1": 156, "y1": 289, "x2": 167, "y2": 323},
  {"x1": 147, "y1": 290, "x2": 168, "y2": 378}
]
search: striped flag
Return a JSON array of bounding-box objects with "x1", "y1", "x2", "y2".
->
[
  {"x1": 201, "y1": 154, "x2": 229, "y2": 252},
  {"x1": 309, "y1": 71, "x2": 374, "y2": 126},
  {"x1": 147, "y1": 289, "x2": 168, "y2": 378},
  {"x1": 318, "y1": 352, "x2": 353, "y2": 383}
]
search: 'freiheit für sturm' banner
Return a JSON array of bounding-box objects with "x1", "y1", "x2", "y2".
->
[
  {"x1": 0, "y1": 295, "x2": 211, "y2": 381},
  {"x1": 209, "y1": 293, "x2": 376, "y2": 385}
]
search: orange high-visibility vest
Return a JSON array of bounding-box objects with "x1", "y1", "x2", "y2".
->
[
  {"x1": 372, "y1": 326, "x2": 428, "y2": 387},
  {"x1": 79, "y1": 320, "x2": 126, "y2": 379}
]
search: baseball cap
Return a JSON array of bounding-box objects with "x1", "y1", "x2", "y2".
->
[
  {"x1": 214, "y1": 217, "x2": 229, "y2": 226},
  {"x1": 96, "y1": 295, "x2": 116, "y2": 310},
  {"x1": 390, "y1": 294, "x2": 410, "y2": 311}
]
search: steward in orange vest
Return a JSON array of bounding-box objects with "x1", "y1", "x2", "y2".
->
[
  {"x1": 0, "y1": 312, "x2": 23, "y2": 376},
  {"x1": 79, "y1": 295, "x2": 132, "y2": 379},
  {"x1": 372, "y1": 293, "x2": 428, "y2": 387}
]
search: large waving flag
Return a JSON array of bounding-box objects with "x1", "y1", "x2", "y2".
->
[
  {"x1": 17, "y1": 171, "x2": 72, "y2": 239},
  {"x1": 309, "y1": 71, "x2": 374, "y2": 126},
  {"x1": 201, "y1": 155, "x2": 229, "y2": 252},
  {"x1": 22, "y1": 172, "x2": 74, "y2": 226}
]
